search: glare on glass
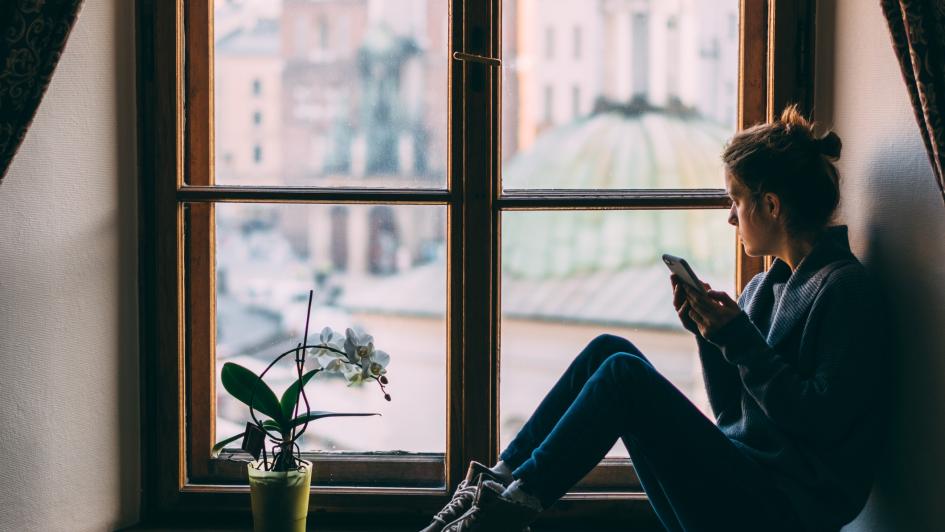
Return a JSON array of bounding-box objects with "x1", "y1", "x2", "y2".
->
[
  {"x1": 500, "y1": 209, "x2": 736, "y2": 457},
  {"x1": 501, "y1": 0, "x2": 740, "y2": 190},
  {"x1": 213, "y1": 203, "x2": 447, "y2": 453},
  {"x1": 213, "y1": 0, "x2": 448, "y2": 188}
]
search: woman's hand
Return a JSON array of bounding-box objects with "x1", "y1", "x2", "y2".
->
[
  {"x1": 671, "y1": 274, "x2": 705, "y2": 335},
  {"x1": 681, "y1": 281, "x2": 741, "y2": 338}
]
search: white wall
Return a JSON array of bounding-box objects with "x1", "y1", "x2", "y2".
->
[
  {"x1": 814, "y1": 1, "x2": 945, "y2": 531},
  {"x1": 0, "y1": 0, "x2": 139, "y2": 530}
]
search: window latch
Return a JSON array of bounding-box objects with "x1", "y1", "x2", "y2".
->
[{"x1": 452, "y1": 51, "x2": 501, "y2": 67}]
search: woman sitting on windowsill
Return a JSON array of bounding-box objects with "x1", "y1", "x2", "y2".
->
[{"x1": 420, "y1": 105, "x2": 885, "y2": 532}]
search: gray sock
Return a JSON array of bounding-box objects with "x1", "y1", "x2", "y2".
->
[
  {"x1": 501, "y1": 478, "x2": 543, "y2": 511},
  {"x1": 490, "y1": 460, "x2": 513, "y2": 481}
]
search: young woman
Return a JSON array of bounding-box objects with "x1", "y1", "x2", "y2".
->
[{"x1": 421, "y1": 106, "x2": 883, "y2": 532}]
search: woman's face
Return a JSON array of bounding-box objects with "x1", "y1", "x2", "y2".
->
[{"x1": 725, "y1": 171, "x2": 779, "y2": 257}]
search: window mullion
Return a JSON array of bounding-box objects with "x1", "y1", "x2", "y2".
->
[
  {"x1": 184, "y1": 0, "x2": 216, "y2": 483},
  {"x1": 736, "y1": 0, "x2": 769, "y2": 292},
  {"x1": 452, "y1": 0, "x2": 501, "y2": 490}
]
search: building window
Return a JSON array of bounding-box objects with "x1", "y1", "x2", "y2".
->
[
  {"x1": 632, "y1": 13, "x2": 649, "y2": 101},
  {"x1": 330, "y1": 206, "x2": 349, "y2": 271},
  {"x1": 253, "y1": 145, "x2": 262, "y2": 163},
  {"x1": 294, "y1": 17, "x2": 307, "y2": 56},
  {"x1": 572, "y1": 85, "x2": 581, "y2": 119},
  {"x1": 252, "y1": 78, "x2": 262, "y2": 96},
  {"x1": 319, "y1": 17, "x2": 330, "y2": 51},
  {"x1": 544, "y1": 85, "x2": 554, "y2": 124},
  {"x1": 368, "y1": 206, "x2": 399, "y2": 275},
  {"x1": 573, "y1": 26, "x2": 582, "y2": 59},
  {"x1": 253, "y1": 111, "x2": 262, "y2": 125},
  {"x1": 545, "y1": 26, "x2": 555, "y2": 60}
]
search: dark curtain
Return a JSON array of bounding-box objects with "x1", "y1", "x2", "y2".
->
[
  {"x1": 881, "y1": 0, "x2": 945, "y2": 206},
  {"x1": 0, "y1": 0, "x2": 84, "y2": 185}
]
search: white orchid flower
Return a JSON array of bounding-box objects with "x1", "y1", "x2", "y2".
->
[
  {"x1": 341, "y1": 363, "x2": 365, "y2": 385},
  {"x1": 344, "y1": 327, "x2": 376, "y2": 366},
  {"x1": 319, "y1": 326, "x2": 346, "y2": 351},
  {"x1": 309, "y1": 327, "x2": 347, "y2": 373},
  {"x1": 361, "y1": 349, "x2": 390, "y2": 380},
  {"x1": 339, "y1": 328, "x2": 390, "y2": 383}
]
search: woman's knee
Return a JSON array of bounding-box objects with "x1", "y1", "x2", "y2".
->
[
  {"x1": 600, "y1": 352, "x2": 653, "y2": 376},
  {"x1": 580, "y1": 352, "x2": 657, "y2": 394},
  {"x1": 581, "y1": 334, "x2": 647, "y2": 367}
]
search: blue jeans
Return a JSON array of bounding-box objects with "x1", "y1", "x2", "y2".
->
[{"x1": 499, "y1": 334, "x2": 804, "y2": 532}]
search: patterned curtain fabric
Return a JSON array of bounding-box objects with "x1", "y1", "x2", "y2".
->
[
  {"x1": 0, "y1": 0, "x2": 84, "y2": 185},
  {"x1": 881, "y1": 0, "x2": 945, "y2": 206}
]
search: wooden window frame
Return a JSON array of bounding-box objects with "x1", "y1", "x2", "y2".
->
[{"x1": 136, "y1": 0, "x2": 815, "y2": 527}]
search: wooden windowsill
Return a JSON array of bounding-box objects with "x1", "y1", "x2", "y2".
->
[{"x1": 124, "y1": 524, "x2": 662, "y2": 531}]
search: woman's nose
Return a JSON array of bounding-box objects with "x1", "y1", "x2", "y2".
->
[{"x1": 727, "y1": 205, "x2": 737, "y2": 226}]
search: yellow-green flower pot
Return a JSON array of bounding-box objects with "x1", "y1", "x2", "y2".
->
[{"x1": 247, "y1": 459, "x2": 312, "y2": 532}]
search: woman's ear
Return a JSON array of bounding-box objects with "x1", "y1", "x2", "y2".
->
[{"x1": 763, "y1": 192, "x2": 781, "y2": 220}]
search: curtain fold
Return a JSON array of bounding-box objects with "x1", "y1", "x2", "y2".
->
[
  {"x1": 0, "y1": 0, "x2": 84, "y2": 185},
  {"x1": 881, "y1": 0, "x2": 945, "y2": 206}
]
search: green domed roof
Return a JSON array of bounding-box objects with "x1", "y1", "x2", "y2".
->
[
  {"x1": 504, "y1": 110, "x2": 730, "y2": 189},
  {"x1": 502, "y1": 110, "x2": 734, "y2": 281}
]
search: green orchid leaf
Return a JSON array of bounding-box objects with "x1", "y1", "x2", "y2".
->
[
  {"x1": 212, "y1": 421, "x2": 290, "y2": 455},
  {"x1": 221, "y1": 362, "x2": 285, "y2": 428},
  {"x1": 280, "y1": 369, "x2": 320, "y2": 424},
  {"x1": 285, "y1": 410, "x2": 380, "y2": 432},
  {"x1": 211, "y1": 432, "x2": 245, "y2": 458},
  {"x1": 212, "y1": 413, "x2": 380, "y2": 456}
]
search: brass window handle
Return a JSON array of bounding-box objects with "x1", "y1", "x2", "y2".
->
[{"x1": 452, "y1": 51, "x2": 502, "y2": 67}]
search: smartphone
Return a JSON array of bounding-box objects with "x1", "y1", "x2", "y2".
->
[{"x1": 661, "y1": 254, "x2": 707, "y2": 295}]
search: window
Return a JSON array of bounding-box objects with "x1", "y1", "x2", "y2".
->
[
  {"x1": 140, "y1": 0, "x2": 812, "y2": 525},
  {"x1": 571, "y1": 84, "x2": 580, "y2": 119},
  {"x1": 545, "y1": 26, "x2": 555, "y2": 60},
  {"x1": 544, "y1": 85, "x2": 554, "y2": 125},
  {"x1": 330, "y1": 206, "x2": 349, "y2": 271},
  {"x1": 573, "y1": 26, "x2": 582, "y2": 59},
  {"x1": 253, "y1": 144, "x2": 262, "y2": 163},
  {"x1": 319, "y1": 17, "x2": 330, "y2": 51},
  {"x1": 253, "y1": 111, "x2": 262, "y2": 125},
  {"x1": 632, "y1": 13, "x2": 649, "y2": 100}
]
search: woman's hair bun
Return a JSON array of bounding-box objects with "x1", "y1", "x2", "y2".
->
[{"x1": 816, "y1": 131, "x2": 842, "y2": 159}]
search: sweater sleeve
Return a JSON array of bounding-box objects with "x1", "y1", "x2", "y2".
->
[
  {"x1": 695, "y1": 275, "x2": 761, "y2": 423},
  {"x1": 695, "y1": 335, "x2": 742, "y2": 422},
  {"x1": 704, "y1": 268, "x2": 880, "y2": 440}
]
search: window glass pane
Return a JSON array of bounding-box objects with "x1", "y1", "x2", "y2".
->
[
  {"x1": 499, "y1": 209, "x2": 735, "y2": 457},
  {"x1": 214, "y1": 203, "x2": 447, "y2": 453},
  {"x1": 501, "y1": 0, "x2": 740, "y2": 190},
  {"x1": 213, "y1": 0, "x2": 448, "y2": 188}
]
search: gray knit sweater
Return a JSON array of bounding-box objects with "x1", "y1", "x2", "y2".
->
[{"x1": 698, "y1": 225, "x2": 883, "y2": 532}]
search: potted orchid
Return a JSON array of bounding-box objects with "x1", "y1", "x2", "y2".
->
[{"x1": 212, "y1": 292, "x2": 391, "y2": 532}]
